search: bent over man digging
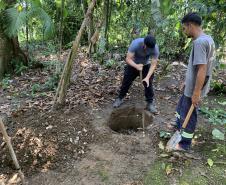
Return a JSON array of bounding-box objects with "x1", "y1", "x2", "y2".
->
[
  {"x1": 113, "y1": 35, "x2": 159, "y2": 114},
  {"x1": 168, "y1": 13, "x2": 216, "y2": 151}
]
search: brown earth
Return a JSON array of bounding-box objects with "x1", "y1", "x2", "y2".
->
[{"x1": 0, "y1": 53, "x2": 225, "y2": 185}]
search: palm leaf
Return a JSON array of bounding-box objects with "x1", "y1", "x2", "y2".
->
[
  {"x1": 28, "y1": 4, "x2": 54, "y2": 39},
  {"x1": 5, "y1": 7, "x2": 27, "y2": 37}
]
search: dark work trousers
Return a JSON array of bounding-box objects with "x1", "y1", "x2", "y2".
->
[
  {"x1": 118, "y1": 64, "x2": 154, "y2": 103},
  {"x1": 175, "y1": 94, "x2": 198, "y2": 150}
]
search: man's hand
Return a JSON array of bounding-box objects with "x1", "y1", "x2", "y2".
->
[
  {"x1": 192, "y1": 91, "x2": 201, "y2": 107},
  {"x1": 135, "y1": 64, "x2": 143, "y2": 71},
  {"x1": 142, "y1": 77, "x2": 149, "y2": 87}
]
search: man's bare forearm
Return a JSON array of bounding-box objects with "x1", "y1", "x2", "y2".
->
[
  {"x1": 193, "y1": 64, "x2": 207, "y2": 96},
  {"x1": 126, "y1": 57, "x2": 137, "y2": 69},
  {"x1": 145, "y1": 60, "x2": 157, "y2": 79}
]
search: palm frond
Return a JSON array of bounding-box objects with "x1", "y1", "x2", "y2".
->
[
  {"x1": 5, "y1": 7, "x2": 27, "y2": 37},
  {"x1": 28, "y1": 6, "x2": 54, "y2": 39}
]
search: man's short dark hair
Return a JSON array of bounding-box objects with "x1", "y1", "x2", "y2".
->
[
  {"x1": 144, "y1": 35, "x2": 156, "y2": 48},
  {"x1": 181, "y1": 12, "x2": 202, "y2": 26}
]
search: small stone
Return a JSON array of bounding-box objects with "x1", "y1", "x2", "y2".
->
[{"x1": 46, "y1": 125, "x2": 53, "y2": 130}]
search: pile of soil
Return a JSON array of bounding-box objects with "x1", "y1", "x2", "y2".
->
[{"x1": 0, "y1": 105, "x2": 104, "y2": 176}]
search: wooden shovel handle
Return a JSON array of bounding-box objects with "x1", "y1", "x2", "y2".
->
[
  {"x1": 182, "y1": 104, "x2": 195, "y2": 129},
  {"x1": 140, "y1": 71, "x2": 143, "y2": 83}
]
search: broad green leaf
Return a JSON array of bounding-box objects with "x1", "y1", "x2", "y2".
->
[
  {"x1": 63, "y1": 9, "x2": 68, "y2": 18},
  {"x1": 212, "y1": 128, "x2": 225, "y2": 141},
  {"x1": 207, "y1": 158, "x2": 214, "y2": 167}
]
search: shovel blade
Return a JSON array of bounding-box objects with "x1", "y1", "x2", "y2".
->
[{"x1": 166, "y1": 131, "x2": 182, "y2": 151}]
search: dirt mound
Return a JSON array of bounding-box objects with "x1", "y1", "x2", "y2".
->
[{"x1": 0, "y1": 105, "x2": 102, "y2": 176}]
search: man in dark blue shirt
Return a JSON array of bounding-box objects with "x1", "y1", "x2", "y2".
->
[{"x1": 113, "y1": 35, "x2": 159, "y2": 113}]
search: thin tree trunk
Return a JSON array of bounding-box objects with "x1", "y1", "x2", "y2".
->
[
  {"x1": 88, "y1": 20, "x2": 103, "y2": 57},
  {"x1": 104, "y1": 0, "x2": 110, "y2": 49},
  {"x1": 25, "y1": 0, "x2": 29, "y2": 55},
  {"x1": 53, "y1": 0, "x2": 97, "y2": 107},
  {"x1": 89, "y1": 13, "x2": 94, "y2": 43},
  {"x1": 106, "y1": 0, "x2": 112, "y2": 49},
  {"x1": 59, "y1": 0, "x2": 65, "y2": 55},
  {"x1": 82, "y1": 0, "x2": 94, "y2": 43}
]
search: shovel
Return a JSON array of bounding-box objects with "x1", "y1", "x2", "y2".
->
[
  {"x1": 140, "y1": 71, "x2": 145, "y2": 137},
  {"x1": 166, "y1": 104, "x2": 195, "y2": 151}
]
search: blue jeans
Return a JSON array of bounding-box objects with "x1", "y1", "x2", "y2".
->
[{"x1": 175, "y1": 94, "x2": 197, "y2": 150}]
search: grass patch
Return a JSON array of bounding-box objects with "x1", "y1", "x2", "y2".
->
[
  {"x1": 98, "y1": 168, "x2": 109, "y2": 183},
  {"x1": 143, "y1": 161, "x2": 169, "y2": 185}
]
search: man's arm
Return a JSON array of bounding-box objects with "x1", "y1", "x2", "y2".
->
[
  {"x1": 142, "y1": 59, "x2": 157, "y2": 87},
  {"x1": 145, "y1": 59, "x2": 158, "y2": 79},
  {"x1": 192, "y1": 64, "x2": 207, "y2": 107},
  {"x1": 191, "y1": 41, "x2": 208, "y2": 107},
  {"x1": 126, "y1": 52, "x2": 143, "y2": 71}
]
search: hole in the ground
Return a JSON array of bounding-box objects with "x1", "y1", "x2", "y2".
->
[{"x1": 108, "y1": 106, "x2": 153, "y2": 134}]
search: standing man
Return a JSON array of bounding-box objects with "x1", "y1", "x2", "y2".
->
[
  {"x1": 172, "y1": 12, "x2": 215, "y2": 151},
  {"x1": 113, "y1": 35, "x2": 159, "y2": 114}
]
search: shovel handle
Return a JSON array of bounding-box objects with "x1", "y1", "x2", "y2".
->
[
  {"x1": 139, "y1": 71, "x2": 143, "y2": 83},
  {"x1": 182, "y1": 104, "x2": 195, "y2": 129}
]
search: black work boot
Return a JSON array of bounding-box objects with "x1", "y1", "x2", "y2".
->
[{"x1": 113, "y1": 98, "x2": 123, "y2": 108}]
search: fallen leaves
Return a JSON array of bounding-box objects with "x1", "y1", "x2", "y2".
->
[{"x1": 158, "y1": 141, "x2": 165, "y2": 150}]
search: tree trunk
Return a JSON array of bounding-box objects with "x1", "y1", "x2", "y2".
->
[
  {"x1": 0, "y1": 29, "x2": 13, "y2": 79},
  {"x1": 88, "y1": 20, "x2": 103, "y2": 57},
  {"x1": 53, "y1": 0, "x2": 97, "y2": 107},
  {"x1": 11, "y1": 37, "x2": 28, "y2": 66},
  {"x1": 104, "y1": 0, "x2": 110, "y2": 49},
  {"x1": 59, "y1": 0, "x2": 65, "y2": 55},
  {"x1": 82, "y1": 0, "x2": 94, "y2": 44},
  {"x1": 25, "y1": 0, "x2": 29, "y2": 54},
  {"x1": 106, "y1": 0, "x2": 112, "y2": 48},
  {"x1": 0, "y1": 0, "x2": 28, "y2": 80}
]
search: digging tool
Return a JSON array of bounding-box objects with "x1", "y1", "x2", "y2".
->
[
  {"x1": 166, "y1": 104, "x2": 195, "y2": 151},
  {"x1": 140, "y1": 71, "x2": 145, "y2": 137},
  {"x1": 0, "y1": 117, "x2": 25, "y2": 184}
]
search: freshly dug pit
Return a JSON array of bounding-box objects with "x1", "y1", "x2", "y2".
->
[{"x1": 108, "y1": 106, "x2": 153, "y2": 134}]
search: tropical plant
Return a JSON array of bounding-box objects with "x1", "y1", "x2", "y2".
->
[{"x1": 4, "y1": 0, "x2": 54, "y2": 39}]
